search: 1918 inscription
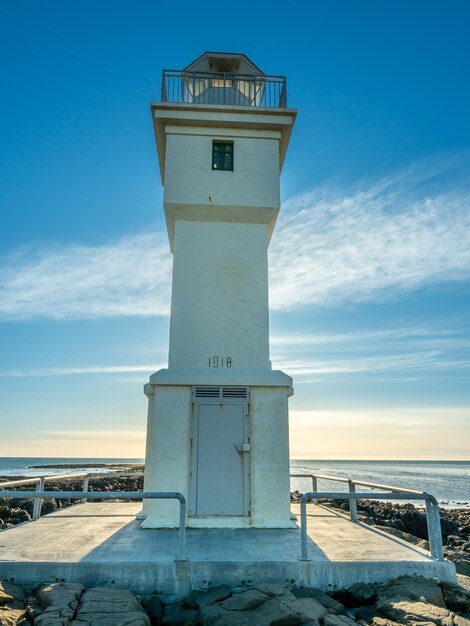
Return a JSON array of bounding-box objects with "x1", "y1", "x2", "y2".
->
[{"x1": 208, "y1": 356, "x2": 232, "y2": 368}]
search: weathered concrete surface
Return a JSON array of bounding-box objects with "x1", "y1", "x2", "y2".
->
[{"x1": 0, "y1": 503, "x2": 455, "y2": 594}]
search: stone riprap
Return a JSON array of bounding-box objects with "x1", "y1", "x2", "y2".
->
[
  {"x1": 0, "y1": 575, "x2": 469, "y2": 625},
  {"x1": 0, "y1": 474, "x2": 144, "y2": 530}
]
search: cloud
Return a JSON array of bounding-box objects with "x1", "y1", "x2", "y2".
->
[
  {"x1": 0, "y1": 155, "x2": 469, "y2": 320},
  {"x1": 269, "y1": 155, "x2": 470, "y2": 310},
  {"x1": 0, "y1": 233, "x2": 172, "y2": 320},
  {"x1": 0, "y1": 363, "x2": 165, "y2": 377},
  {"x1": 270, "y1": 324, "x2": 458, "y2": 348}
]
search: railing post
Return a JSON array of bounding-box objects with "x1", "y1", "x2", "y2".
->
[
  {"x1": 298, "y1": 495, "x2": 311, "y2": 561},
  {"x1": 82, "y1": 475, "x2": 90, "y2": 504},
  {"x1": 177, "y1": 497, "x2": 187, "y2": 561},
  {"x1": 349, "y1": 480, "x2": 358, "y2": 522},
  {"x1": 32, "y1": 477, "x2": 45, "y2": 521},
  {"x1": 425, "y1": 495, "x2": 444, "y2": 560}
]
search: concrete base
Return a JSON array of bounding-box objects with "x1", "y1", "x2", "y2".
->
[
  {"x1": 0, "y1": 503, "x2": 455, "y2": 595},
  {"x1": 142, "y1": 515, "x2": 297, "y2": 529}
]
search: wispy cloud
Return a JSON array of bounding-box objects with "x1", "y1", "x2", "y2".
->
[
  {"x1": 1, "y1": 155, "x2": 469, "y2": 320},
  {"x1": 0, "y1": 233, "x2": 172, "y2": 320},
  {"x1": 269, "y1": 155, "x2": 470, "y2": 310},
  {"x1": 0, "y1": 363, "x2": 164, "y2": 377},
  {"x1": 270, "y1": 324, "x2": 458, "y2": 347}
]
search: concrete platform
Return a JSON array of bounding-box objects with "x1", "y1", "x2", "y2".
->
[{"x1": 0, "y1": 503, "x2": 455, "y2": 594}]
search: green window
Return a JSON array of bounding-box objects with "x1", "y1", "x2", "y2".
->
[{"x1": 212, "y1": 141, "x2": 233, "y2": 171}]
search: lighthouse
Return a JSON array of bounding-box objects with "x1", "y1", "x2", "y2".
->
[{"x1": 142, "y1": 52, "x2": 296, "y2": 529}]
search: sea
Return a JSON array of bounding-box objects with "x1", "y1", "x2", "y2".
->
[{"x1": 0, "y1": 457, "x2": 469, "y2": 508}]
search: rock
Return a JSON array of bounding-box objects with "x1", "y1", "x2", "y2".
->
[
  {"x1": 201, "y1": 597, "x2": 304, "y2": 625},
  {"x1": 0, "y1": 588, "x2": 13, "y2": 606},
  {"x1": 74, "y1": 587, "x2": 150, "y2": 626},
  {"x1": 144, "y1": 595, "x2": 162, "y2": 624},
  {"x1": 292, "y1": 588, "x2": 345, "y2": 614},
  {"x1": 454, "y1": 616, "x2": 470, "y2": 626},
  {"x1": 162, "y1": 604, "x2": 201, "y2": 625},
  {"x1": 188, "y1": 585, "x2": 231, "y2": 608},
  {"x1": 378, "y1": 576, "x2": 446, "y2": 608},
  {"x1": 9, "y1": 509, "x2": 31, "y2": 523},
  {"x1": 440, "y1": 581, "x2": 470, "y2": 612},
  {"x1": 390, "y1": 520, "x2": 407, "y2": 532},
  {"x1": 219, "y1": 589, "x2": 269, "y2": 611},
  {"x1": 458, "y1": 575, "x2": 470, "y2": 592},
  {"x1": 324, "y1": 615, "x2": 358, "y2": 625},
  {"x1": 0, "y1": 607, "x2": 28, "y2": 625},
  {"x1": 369, "y1": 618, "x2": 401, "y2": 626},
  {"x1": 281, "y1": 596, "x2": 328, "y2": 624},
  {"x1": 375, "y1": 598, "x2": 451, "y2": 624},
  {"x1": 41, "y1": 501, "x2": 57, "y2": 515},
  {"x1": 373, "y1": 525, "x2": 430, "y2": 550},
  {"x1": 253, "y1": 583, "x2": 291, "y2": 598},
  {"x1": 333, "y1": 583, "x2": 383, "y2": 608},
  {"x1": 454, "y1": 559, "x2": 470, "y2": 577},
  {"x1": 34, "y1": 612, "x2": 71, "y2": 625},
  {"x1": 37, "y1": 583, "x2": 84, "y2": 609},
  {"x1": 0, "y1": 583, "x2": 27, "y2": 605}
]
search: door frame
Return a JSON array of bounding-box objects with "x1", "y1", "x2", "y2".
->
[{"x1": 189, "y1": 386, "x2": 250, "y2": 516}]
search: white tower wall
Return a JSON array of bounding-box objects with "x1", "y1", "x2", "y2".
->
[{"x1": 169, "y1": 220, "x2": 270, "y2": 370}]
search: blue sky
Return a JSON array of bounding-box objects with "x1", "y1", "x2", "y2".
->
[{"x1": 1, "y1": 1, "x2": 469, "y2": 459}]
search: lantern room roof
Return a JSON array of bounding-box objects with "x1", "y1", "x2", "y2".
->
[{"x1": 183, "y1": 52, "x2": 264, "y2": 76}]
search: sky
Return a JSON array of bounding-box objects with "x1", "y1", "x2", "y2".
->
[{"x1": 0, "y1": 1, "x2": 469, "y2": 460}]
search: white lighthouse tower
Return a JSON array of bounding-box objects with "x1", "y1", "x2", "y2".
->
[{"x1": 142, "y1": 52, "x2": 296, "y2": 529}]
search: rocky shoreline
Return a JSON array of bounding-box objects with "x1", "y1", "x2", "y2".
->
[
  {"x1": 1, "y1": 574, "x2": 470, "y2": 625},
  {"x1": 1, "y1": 477, "x2": 470, "y2": 624}
]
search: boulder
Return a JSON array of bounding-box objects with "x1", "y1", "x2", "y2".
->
[
  {"x1": 378, "y1": 576, "x2": 446, "y2": 608},
  {"x1": 0, "y1": 607, "x2": 28, "y2": 625},
  {"x1": 143, "y1": 595, "x2": 162, "y2": 624},
  {"x1": 162, "y1": 604, "x2": 201, "y2": 625},
  {"x1": 454, "y1": 559, "x2": 470, "y2": 577},
  {"x1": 324, "y1": 615, "x2": 358, "y2": 625},
  {"x1": 74, "y1": 588, "x2": 149, "y2": 626},
  {"x1": 219, "y1": 589, "x2": 269, "y2": 611},
  {"x1": 457, "y1": 575, "x2": 470, "y2": 592},
  {"x1": 201, "y1": 597, "x2": 305, "y2": 625},
  {"x1": 187, "y1": 585, "x2": 231, "y2": 608},
  {"x1": 280, "y1": 596, "x2": 328, "y2": 624},
  {"x1": 0, "y1": 588, "x2": 13, "y2": 606},
  {"x1": 440, "y1": 581, "x2": 470, "y2": 613},
  {"x1": 333, "y1": 583, "x2": 384, "y2": 608},
  {"x1": 375, "y1": 598, "x2": 451, "y2": 624},
  {"x1": 0, "y1": 583, "x2": 27, "y2": 605},
  {"x1": 37, "y1": 583, "x2": 84, "y2": 609},
  {"x1": 292, "y1": 588, "x2": 345, "y2": 614},
  {"x1": 253, "y1": 583, "x2": 292, "y2": 598},
  {"x1": 454, "y1": 616, "x2": 470, "y2": 626}
]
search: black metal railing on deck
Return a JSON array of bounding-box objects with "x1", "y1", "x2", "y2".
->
[{"x1": 161, "y1": 70, "x2": 287, "y2": 108}]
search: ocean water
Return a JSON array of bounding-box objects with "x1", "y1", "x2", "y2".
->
[
  {"x1": 0, "y1": 457, "x2": 468, "y2": 507},
  {"x1": 0, "y1": 457, "x2": 144, "y2": 477},
  {"x1": 290, "y1": 460, "x2": 470, "y2": 508}
]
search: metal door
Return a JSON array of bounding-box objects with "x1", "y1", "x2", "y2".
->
[{"x1": 189, "y1": 387, "x2": 250, "y2": 516}]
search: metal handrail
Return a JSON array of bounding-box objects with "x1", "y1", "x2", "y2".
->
[
  {"x1": 290, "y1": 472, "x2": 426, "y2": 523},
  {"x1": 298, "y1": 491, "x2": 444, "y2": 563},
  {"x1": 0, "y1": 471, "x2": 144, "y2": 520},
  {"x1": 0, "y1": 490, "x2": 187, "y2": 561}
]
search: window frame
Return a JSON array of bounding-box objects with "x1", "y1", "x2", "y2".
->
[{"x1": 212, "y1": 140, "x2": 234, "y2": 172}]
